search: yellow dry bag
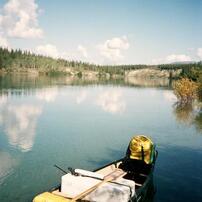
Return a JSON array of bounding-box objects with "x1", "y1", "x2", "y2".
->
[{"x1": 129, "y1": 135, "x2": 154, "y2": 164}]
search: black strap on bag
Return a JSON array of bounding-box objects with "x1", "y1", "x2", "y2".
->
[{"x1": 141, "y1": 145, "x2": 144, "y2": 162}]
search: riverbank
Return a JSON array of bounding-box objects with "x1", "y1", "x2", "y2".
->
[
  {"x1": 1, "y1": 47, "x2": 201, "y2": 80},
  {"x1": 0, "y1": 67, "x2": 182, "y2": 80}
]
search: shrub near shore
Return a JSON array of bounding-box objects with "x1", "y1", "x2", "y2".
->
[{"x1": 174, "y1": 78, "x2": 198, "y2": 104}]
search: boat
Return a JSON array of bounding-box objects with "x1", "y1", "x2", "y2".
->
[{"x1": 33, "y1": 135, "x2": 158, "y2": 202}]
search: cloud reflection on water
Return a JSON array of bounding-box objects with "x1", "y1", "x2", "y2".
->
[
  {"x1": 76, "y1": 90, "x2": 87, "y2": 104},
  {"x1": 163, "y1": 91, "x2": 177, "y2": 102},
  {"x1": 0, "y1": 103, "x2": 42, "y2": 152},
  {"x1": 195, "y1": 111, "x2": 202, "y2": 132},
  {"x1": 96, "y1": 90, "x2": 126, "y2": 114},
  {"x1": 36, "y1": 87, "x2": 58, "y2": 102},
  {"x1": 0, "y1": 94, "x2": 8, "y2": 105}
]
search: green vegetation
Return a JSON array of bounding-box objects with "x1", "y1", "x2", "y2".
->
[
  {"x1": 0, "y1": 47, "x2": 202, "y2": 78},
  {"x1": 0, "y1": 47, "x2": 151, "y2": 75},
  {"x1": 0, "y1": 47, "x2": 96, "y2": 74}
]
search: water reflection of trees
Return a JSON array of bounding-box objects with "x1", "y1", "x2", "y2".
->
[
  {"x1": 173, "y1": 102, "x2": 202, "y2": 133},
  {"x1": 174, "y1": 104, "x2": 195, "y2": 125},
  {"x1": 194, "y1": 111, "x2": 202, "y2": 132},
  {"x1": 125, "y1": 77, "x2": 171, "y2": 88},
  {"x1": 0, "y1": 74, "x2": 172, "y2": 90}
]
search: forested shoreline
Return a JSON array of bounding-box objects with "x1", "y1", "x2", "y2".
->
[{"x1": 0, "y1": 47, "x2": 201, "y2": 79}]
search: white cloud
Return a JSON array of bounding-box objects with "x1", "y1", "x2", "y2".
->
[
  {"x1": 78, "y1": 45, "x2": 88, "y2": 58},
  {"x1": 96, "y1": 90, "x2": 126, "y2": 114},
  {"x1": 106, "y1": 36, "x2": 129, "y2": 50},
  {"x1": 152, "y1": 54, "x2": 192, "y2": 64},
  {"x1": 35, "y1": 43, "x2": 74, "y2": 60},
  {"x1": 166, "y1": 54, "x2": 191, "y2": 63},
  {"x1": 0, "y1": 35, "x2": 10, "y2": 49},
  {"x1": 197, "y1": 48, "x2": 202, "y2": 59},
  {"x1": 0, "y1": 0, "x2": 43, "y2": 38},
  {"x1": 0, "y1": 104, "x2": 42, "y2": 152},
  {"x1": 36, "y1": 87, "x2": 58, "y2": 103},
  {"x1": 35, "y1": 44, "x2": 59, "y2": 58},
  {"x1": 97, "y1": 36, "x2": 129, "y2": 63}
]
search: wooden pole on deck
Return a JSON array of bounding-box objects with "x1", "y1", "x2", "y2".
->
[{"x1": 71, "y1": 168, "x2": 126, "y2": 202}]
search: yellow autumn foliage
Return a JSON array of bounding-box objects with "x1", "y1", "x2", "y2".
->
[{"x1": 173, "y1": 78, "x2": 198, "y2": 104}]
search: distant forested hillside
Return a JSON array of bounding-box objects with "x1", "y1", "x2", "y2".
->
[{"x1": 0, "y1": 47, "x2": 201, "y2": 78}]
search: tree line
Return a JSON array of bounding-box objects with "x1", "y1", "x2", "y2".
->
[{"x1": 0, "y1": 47, "x2": 201, "y2": 77}]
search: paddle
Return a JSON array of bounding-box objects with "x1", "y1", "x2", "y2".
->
[
  {"x1": 54, "y1": 164, "x2": 68, "y2": 174},
  {"x1": 54, "y1": 165, "x2": 79, "y2": 175}
]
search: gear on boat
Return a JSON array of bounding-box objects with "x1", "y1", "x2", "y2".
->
[
  {"x1": 119, "y1": 135, "x2": 156, "y2": 179},
  {"x1": 128, "y1": 135, "x2": 155, "y2": 164},
  {"x1": 33, "y1": 135, "x2": 157, "y2": 202}
]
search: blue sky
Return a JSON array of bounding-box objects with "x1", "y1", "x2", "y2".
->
[{"x1": 0, "y1": 0, "x2": 202, "y2": 64}]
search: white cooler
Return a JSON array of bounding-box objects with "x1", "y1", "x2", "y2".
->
[{"x1": 61, "y1": 169, "x2": 135, "y2": 202}]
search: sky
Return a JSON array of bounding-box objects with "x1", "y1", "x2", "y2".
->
[{"x1": 0, "y1": 0, "x2": 202, "y2": 65}]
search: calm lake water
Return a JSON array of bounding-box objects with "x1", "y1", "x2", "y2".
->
[{"x1": 0, "y1": 75, "x2": 202, "y2": 202}]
